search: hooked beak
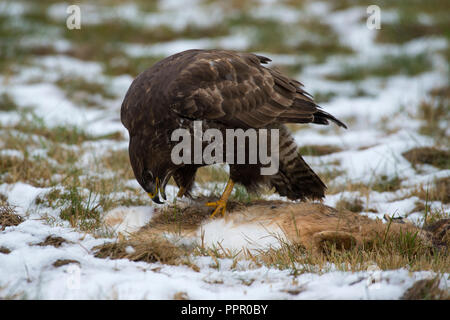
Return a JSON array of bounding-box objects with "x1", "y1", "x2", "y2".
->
[{"x1": 147, "y1": 177, "x2": 164, "y2": 204}]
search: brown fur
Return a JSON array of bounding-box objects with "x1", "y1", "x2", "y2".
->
[{"x1": 133, "y1": 199, "x2": 443, "y2": 254}]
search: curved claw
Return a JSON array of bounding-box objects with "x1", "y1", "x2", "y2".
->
[
  {"x1": 205, "y1": 178, "x2": 235, "y2": 218},
  {"x1": 206, "y1": 199, "x2": 227, "y2": 218}
]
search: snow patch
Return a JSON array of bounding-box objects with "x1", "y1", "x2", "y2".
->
[
  {"x1": 103, "y1": 206, "x2": 155, "y2": 236},
  {"x1": 198, "y1": 218, "x2": 286, "y2": 253}
]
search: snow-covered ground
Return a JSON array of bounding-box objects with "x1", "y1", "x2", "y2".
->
[
  {"x1": 1, "y1": 216, "x2": 444, "y2": 299},
  {"x1": 0, "y1": 0, "x2": 448, "y2": 299}
]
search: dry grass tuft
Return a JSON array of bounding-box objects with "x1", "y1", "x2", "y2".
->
[
  {"x1": 52, "y1": 259, "x2": 80, "y2": 268},
  {"x1": 335, "y1": 197, "x2": 364, "y2": 213},
  {"x1": 0, "y1": 154, "x2": 57, "y2": 188},
  {"x1": 423, "y1": 219, "x2": 450, "y2": 250},
  {"x1": 100, "y1": 149, "x2": 135, "y2": 180},
  {"x1": 410, "y1": 177, "x2": 450, "y2": 204},
  {"x1": 403, "y1": 147, "x2": 450, "y2": 169},
  {"x1": 429, "y1": 85, "x2": 450, "y2": 100},
  {"x1": 401, "y1": 278, "x2": 449, "y2": 300},
  {"x1": 0, "y1": 93, "x2": 18, "y2": 111},
  {"x1": 37, "y1": 235, "x2": 68, "y2": 248},
  {"x1": 173, "y1": 291, "x2": 189, "y2": 300},
  {"x1": 435, "y1": 178, "x2": 450, "y2": 204},
  {"x1": 0, "y1": 202, "x2": 23, "y2": 231},
  {"x1": 371, "y1": 175, "x2": 402, "y2": 193},
  {"x1": 46, "y1": 144, "x2": 79, "y2": 165},
  {"x1": 417, "y1": 100, "x2": 449, "y2": 141},
  {"x1": 93, "y1": 235, "x2": 185, "y2": 264},
  {"x1": 0, "y1": 246, "x2": 11, "y2": 254}
]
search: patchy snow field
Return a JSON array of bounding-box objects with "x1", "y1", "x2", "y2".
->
[{"x1": 0, "y1": 0, "x2": 448, "y2": 299}]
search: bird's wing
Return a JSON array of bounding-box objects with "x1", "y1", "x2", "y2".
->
[{"x1": 167, "y1": 50, "x2": 346, "y2": 129}]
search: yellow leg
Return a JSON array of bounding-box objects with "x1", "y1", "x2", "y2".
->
[
  {"x1": 206, "y1": 179, "x2": 235, "y2": 218},
  {"x1": 177, "y1": 186, "x2": 186, "y2": 198}
]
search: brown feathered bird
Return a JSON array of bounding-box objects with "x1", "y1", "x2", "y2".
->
[{"x1": 121, "y1": 49, "x2": 346, "y2": 217}]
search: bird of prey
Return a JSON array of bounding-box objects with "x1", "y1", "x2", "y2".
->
[{"x1": 121, "y1": 49, "x2": 346, "y2": 217}]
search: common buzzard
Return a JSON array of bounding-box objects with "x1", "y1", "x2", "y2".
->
[{"x1": 121, "y1": 49, "x2": 346, "y2": 216}]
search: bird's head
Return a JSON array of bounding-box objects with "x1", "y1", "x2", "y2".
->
[
  {"x1": 128, "y1": 135, "x2": 172, "y2": 205},
  {"x1": 140, "y1": 169, "x2": 167, "y2": 204}
]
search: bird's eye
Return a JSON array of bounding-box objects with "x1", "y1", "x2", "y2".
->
[{"x1": 142, "y1": 170, "x2": 153, "y2": 184}]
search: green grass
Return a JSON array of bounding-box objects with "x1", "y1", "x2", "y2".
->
[
  {"x1": 327, "y1": 0, "x2": 450, "y2": 44},
  {"x1": 371, "y1": 175, "x2": 402, "y2": 193},
  {"x1": 3, "y1": 112, "x2": 123, "y2": 145},
  {"x1": 226, "y1": 13, "x2": 353, "y2": 61},
  {"x1": 298, "y1": 145, "x2": 343, "y2": 156},
  {"x1": 35, "y1": 171, "x2": 148, "y2": 233},
  {"x1": 55, "y1": 77, "x2": 117, "y2": 107},
  {"x1": 58, "y1": 183, "x2": 102, "y2": 231},
  {"x1": 335, "y1": 197, "x2": 365, "y2": 213},
  {"x1": 312, "y1": 91, "x2": 338, "y2": 104},
  {"x1": 377, "y1": 20, "x2": 450, "y2": 44},
  {"x1": 230, "y1": 184, "x2": 257, "y2": 203},
  {"x1": 409, "y1": 177, "x2": 450, "y2": 205},
  {"x1": 0, "y1": 16, "x2": 31, "y2": 74},
  {"x1": 63, "y1": 19, "x2": 229, "y2": 45},
  {"x1": 417, "y1": 99, "x2": 450, "y2": 143},
  {"x1": 39, "y1": 174, "x2": 109, "y2": 232},
  {"x1": 375, "y1": 5, "x2": 450, "y2": 44},
  {"x1": 326, "y1": 53, "x2": 432, "y2": 82}
]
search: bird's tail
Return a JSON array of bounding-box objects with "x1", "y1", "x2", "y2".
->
[{"x1": 269, "y1": 125, "x2": 326, "y2": 201}]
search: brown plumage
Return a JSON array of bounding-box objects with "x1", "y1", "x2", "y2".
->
[{"x1": 121, "y1": 49, "x2": 346, "y2": 207}]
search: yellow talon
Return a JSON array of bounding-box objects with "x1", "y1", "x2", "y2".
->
[
  {"x1": 206, "y1": 199, "x2": 227, "y2": 218},
  {"x1": 206, "y1": 178, "x2": 235, "y2": 218}
]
